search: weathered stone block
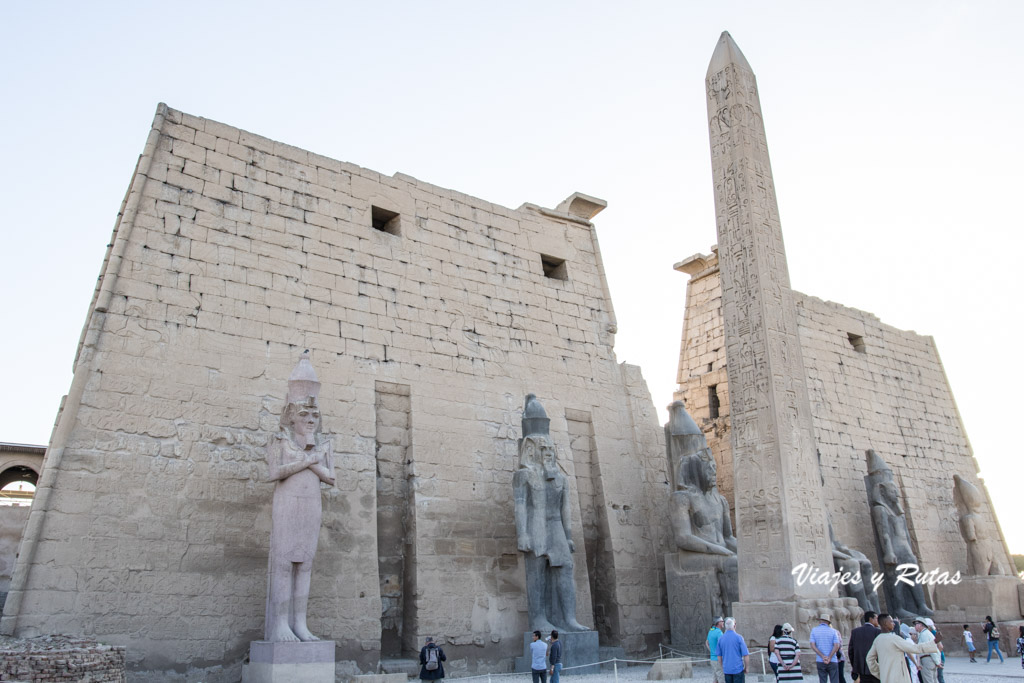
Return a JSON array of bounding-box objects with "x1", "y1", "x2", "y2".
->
[
  {"x1": 933, "y1": 575, "x2": 1024, "y2": 622},
  {"x1": 515, "y1": 631, "x2": 599, "y2": 675},
  {"x1": 243, "y1": 640, "x2": 336, "y2": 683},
  {"x1": 647, "y1": 657, "x2": 693, "y2": 679}
]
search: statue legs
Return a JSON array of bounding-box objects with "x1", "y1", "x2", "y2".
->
[
  {"x1": 552, "y1": 564, "x2": 587, "y2": 631},
  {"x1": 290, "y1": 561, "x2": 319, "y2": 641},
  {"x1": 524, "y1": 554, "x2": 556, "y2": 631},
  {"x1": 267, "y1": 559, "x2": 318, "y2": 642},
  {"x1": 716, "y1": 555, "x2": 739, "y2": 616}
]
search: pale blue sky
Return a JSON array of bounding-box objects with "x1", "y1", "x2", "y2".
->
[{"x1": 2, "y1": 1, "x2": 1021, "y2": 553}]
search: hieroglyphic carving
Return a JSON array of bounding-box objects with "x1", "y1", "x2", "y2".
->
[{"x1": 706, "y1": 33, "x2": 834, "y2": 602}]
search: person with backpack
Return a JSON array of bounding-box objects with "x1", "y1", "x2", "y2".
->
[
  {"x1": 984, "y1": 616, "x2": 1004, "y2": 663},
  {"x1": 419, "y1": 636, "x2": 446, "y2": 680}
]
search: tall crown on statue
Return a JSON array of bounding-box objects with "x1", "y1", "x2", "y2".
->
[
  {"x1": 521, "y1": 394, "x2": 550, "y2": 439},
  {"x1": 287, "y1": 350, "x2": 321, "y2": 405}
]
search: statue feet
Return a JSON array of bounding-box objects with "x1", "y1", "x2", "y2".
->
[
  {"x1": 531, "y1": 619, "x2": 556, "y2": 633},
  {"x1": 268, "y1": 621, "x2": 300, "y2": 642},
  {"x1": 292, "y1": 623, "x2": 320, "y2": 642},
  {"x1": 564, "y1": 619, "x2": 589, "y2": 632}
]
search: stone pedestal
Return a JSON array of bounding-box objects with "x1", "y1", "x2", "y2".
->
[
  {"x1": 647, "y1": 657, "x2": 693, "y2": 679},
  {"x1": 933, "y1": 575, "x2": 1024, "y2": 623},
  {"x1": 665, "y1": 552, "x2": 736, "y2": 654},
  {"x1": 514, "y1": 631, "x2": 599, "y2": 675},
  {"x1": 733, "y1": 596, "x2": 859, "y2": 649},
  {"x1": 242, "y1": 640, "x2": 335, "y2": 683}
]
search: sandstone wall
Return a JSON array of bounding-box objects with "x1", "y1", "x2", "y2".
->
[
  {"x1": 3, "y1": 105, "x2": 668, "y2": 680},
  {"x1": 675, "y1": 250, "x2": 1011, "y2": 597},
  {"x1": 0, "y1": 505, "x2": 30, "y2": 596}
]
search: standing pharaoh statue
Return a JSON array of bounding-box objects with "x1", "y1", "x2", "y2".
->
[
  {"x1": 864, "y1": 449, "x2": 931, "y2": 619},
  {"x1": 513, "y1": 394, "x2": 587, "y2": 632},
  {"x1": 953, "y1": 474, "x2": 1007, "y2": 576},
  {"x1": 664, "y1": 400, "x2": 738, "y2": 648},
  {"x1": 264, "y1": 352, "x2": 336, "y2": 642}
]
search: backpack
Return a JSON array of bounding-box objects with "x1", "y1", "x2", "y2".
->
[
  {"x1": 991, "y1": 627, "x2": 999, "y2": 639},
  {"x1": 426, "y1": 646, "x2": 439, "y2": 671}
]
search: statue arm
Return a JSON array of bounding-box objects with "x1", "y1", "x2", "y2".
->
[
  {"x1": 962, "y1": 515, "x2": 977, "y2": 542},
  {"x1": 720, "y1": 497, "x2": 738, "y2": 552},
  {"x1": 309, "y1": 442, "x2": 336, "y2": 486},
  {"x1": 833, "y1": 538, "x2": 853, "y2": 559},
  {"x1": 671, "y1": 494, "x2": 731, "y2": 555},
  {"x1": 513, "y1": 471, "x2": 530, "y2": 552},
  {"x1": 560, "y1": 479, "x2": 575, "y2": 553},
  {"x1": 266, "y1": 438, "x2": 316, "y2": 482},
  {"x1": 872, "y1": 506, "x2": 896, "y2": 565}
]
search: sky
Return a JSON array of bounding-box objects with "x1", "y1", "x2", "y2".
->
[{"x1": 1, "y1": 1, "x2": 1021, "y2": 554}]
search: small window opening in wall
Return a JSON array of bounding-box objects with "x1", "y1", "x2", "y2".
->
[
  {"x1": 541, "y1": 254, "x2": 568, "y2": 281},
  {"x1": 371, "y1": 206, "x2": 401, "y2": 235},
  {"x1": 708, "y1": 385, "x2": 720, "y2": 419},
  {"x1": 847, "y1": 332, "x2": 866, "y2": 353}
]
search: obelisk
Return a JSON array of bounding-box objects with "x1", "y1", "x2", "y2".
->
[{"x1": 705, "y1": 32, "x2": 853, "y2": 642}]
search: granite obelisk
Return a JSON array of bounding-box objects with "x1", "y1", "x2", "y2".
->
[{"x1": 705, "y1": 32, "x2": 857, "y2": 642}]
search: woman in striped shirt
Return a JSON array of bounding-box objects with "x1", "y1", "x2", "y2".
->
[{"x1": 775, "y1": 623, "x2": 803, "y2": 681}]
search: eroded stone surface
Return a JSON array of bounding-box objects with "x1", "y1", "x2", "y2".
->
[
  {"x1": 2, "y1": 104, "x2": 668, "y2": 679},
  {"x1": 704, "y1": 32, "x2": 834, "y2": 634}
]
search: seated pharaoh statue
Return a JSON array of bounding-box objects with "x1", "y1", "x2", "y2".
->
[{"x1": 665, "y1": 401, "x2": 738, "y2": 618}]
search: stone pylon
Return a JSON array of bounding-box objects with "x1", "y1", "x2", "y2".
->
[{"x1": 705, "y1": 32, "x2": 858, "y2": 642}]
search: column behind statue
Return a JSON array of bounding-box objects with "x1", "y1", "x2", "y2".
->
[
  {"x1": 243, "y1": 351, "x2": 336, "y2": 683},
  {"x1": 933, "y1": 474, "x2": 1024, "y2": 624},
  {"x1": 663, "y1": 400, "x2": 738, "y2": 655},
  {"x1": 512, "y1": 394, "x2": 599, "y2": 675}
]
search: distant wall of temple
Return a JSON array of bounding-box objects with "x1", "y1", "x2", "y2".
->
[
  {"x1": 3, "y1": 105, "x2": 669, "y2": 681},
  {"x1": 675, "y1": 249, "x2": 1011, "y2": 595}
]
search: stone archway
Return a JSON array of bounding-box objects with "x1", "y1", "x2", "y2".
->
[{"x1": 0, "y1": 465, "x2": 38, "y2": 491}]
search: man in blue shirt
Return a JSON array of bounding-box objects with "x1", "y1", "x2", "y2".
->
[
  {"x1": 530, "y1": 630, "x2": 548, "y2": 683},
  {"x1": 809, "y1": 612, "x2": 841, "y2": 683},
  {"x1": 716, "y1": 617, "x2": 750, "y2": 683},
  {"x1": 707, "y1": 616, "x2": 726, "y2": 683}
]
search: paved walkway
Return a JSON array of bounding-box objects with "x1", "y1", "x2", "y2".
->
[{"x1": 942, "y1": 653, "x2": 1023, "y2": 679}]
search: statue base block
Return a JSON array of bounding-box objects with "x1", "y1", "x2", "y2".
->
[
  {"x1": 733, "y1": 598, "x2": 860, "y2": 675},
  {"x1": 665, "y1": 552, "x2": 735, "y2": 655},
  {"x1": 933, "y1": 575, "x2": 1024, "y2": 622},
  {"x1": 514, "y1": 631, "x2": 599, "y2": 675},
  {"x1": 241, "y1": 640, "x2": 335, "y2": 683}
]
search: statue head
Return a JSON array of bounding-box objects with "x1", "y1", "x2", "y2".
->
[
  {"x1": 665, "y1": 401, "x2": 716, "y2": 493},
  {"x1": 866, "y1": 449, "x2": 903, "y2": 514},
  {"x1": 282, "y1": 351, "x2": 322, "y2": 449},
  {"x1": 519, "y1": 394, "x2": 557, "y2": 477},
  {"x1": 953, "y1": 474, "x2": 984, "y2": 514}
]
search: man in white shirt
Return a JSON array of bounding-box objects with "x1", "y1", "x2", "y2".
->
[{"x1": 913, "y1": 617, "x2": 941, "y2": 683}]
